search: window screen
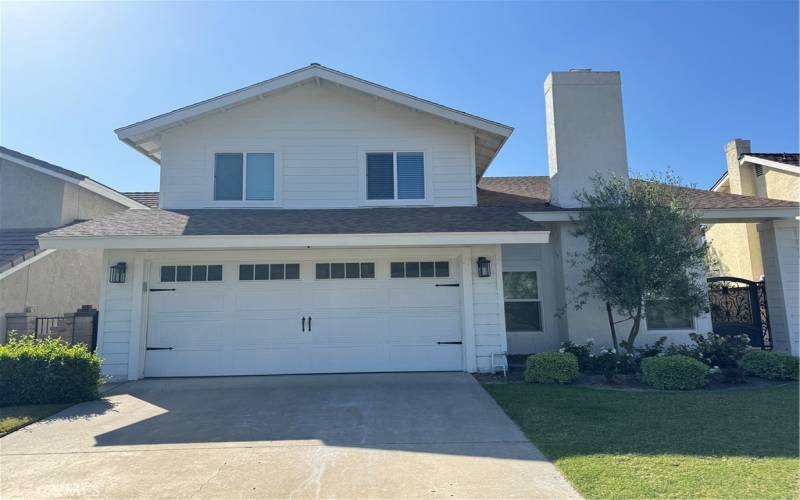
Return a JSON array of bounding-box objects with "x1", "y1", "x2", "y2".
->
[
  {"x1": 246, "y1": 153, "x2": 275, "y2": 200},
  {"x1": 366, "y1": 153, "x2": 394, "y2": 200},
  {"x1": 396, "y1": 152, "x2": 424, "y2": 199},
  {"x1": 214, "y1": 153, "x2": 244, "y2": 200}
]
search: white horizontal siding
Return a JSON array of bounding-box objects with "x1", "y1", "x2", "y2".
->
[
  {"x1": 470, "y1": 245, "x2": 505, "y2": 372},
  {"x1": 159, "y1": 82, "x2": 477, "y2": 209},
  {"x1": 760, "y1": 221, "x2": 800, "y2": 355},
  {"x1": 98, "y1": 250, "x2": 135, "y2": 380}
]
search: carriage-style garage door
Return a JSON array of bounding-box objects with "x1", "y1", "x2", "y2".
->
[{"x1": 143, "y1": 256, "x2": 463, "y2": 377}]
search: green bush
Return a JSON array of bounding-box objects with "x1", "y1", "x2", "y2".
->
[
  {"x1": 525, "y1": 352, "x2": 578, "y2": 384},
  {"x1": 740, "y1": 351, "x2": 799, "y2": 381},
  {"x1": 0, "y1": 335, "x2": 102, "y2": 406},
  {"x1": 640, "y1": 355, "x2": 708, "y2": 390}
]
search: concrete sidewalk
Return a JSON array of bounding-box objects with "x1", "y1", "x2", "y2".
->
[{"x1": 0, "y1": 372, "x2": 579, "y2": 498}]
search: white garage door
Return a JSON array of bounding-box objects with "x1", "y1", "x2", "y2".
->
[{"x1": 143, "y1": 256, "x2": 463, "y2": 377}]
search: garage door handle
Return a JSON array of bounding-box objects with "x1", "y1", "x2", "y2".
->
[
  {"x1": 435, "y1": 283, "x2": 459, "y2": 287},
  {"x1": 308, "y1": 316, "x2": 312, "y2": 331},
  {"x1": 146, "y1": 347, "x2": 173, "y2": 351},
  {"x1": 437, "y1": 341, "x2": 462, "y2": 345},
  {"x1": 301, "y1": 317, "x2": 306, "y2": 332},
  {"x1": 149, "y1": 288, "x2": 176, "y2": 292}
]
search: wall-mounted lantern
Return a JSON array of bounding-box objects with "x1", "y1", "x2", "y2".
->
[
  {"x1": 109, "y1": 262, "x2": 127, "y2": 283},
  {"x1": 477, "y1": 257, "x2": 491, "y2": 278}
]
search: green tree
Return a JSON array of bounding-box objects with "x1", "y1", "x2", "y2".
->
[{"x1": 571, "y1": 173, "x2": 709, "y2": 352}]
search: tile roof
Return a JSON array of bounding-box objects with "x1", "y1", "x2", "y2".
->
[
  {"x1": 0, "y1": 228, "x2": 49, "y2": 273},
  {"x1": 743, "y1": 153, "x2": 799, "y2": 166},
  {"x1": 478, "y1": 176, "x2": 800, "y2": 210},
  {"x1": 40, "y1": 206, "x2": 546, "y2": 239},
  {"x1": 122, "y1": 192, "x2": 159, "y2": 208}
]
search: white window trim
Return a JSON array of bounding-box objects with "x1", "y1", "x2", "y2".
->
[
  {"x1": 209, "y1": 149, "x2": 282, "y2": 207},
  {"x1": 358, "y1": 147, "x2": 432, "y2": 206},
  {"x1": 502, "y1": 269, "x2": 544, "y2": 333}
]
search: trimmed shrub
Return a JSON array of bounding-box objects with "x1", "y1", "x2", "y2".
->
[
  {"x1": 0, "y1": 335, "x2": 102, "y2": 406},
  {"x1": 740, "y1": 351, "x2": 799, "y2": 381},
  {"x1": 525, "y1": 352, "x2": 578, "y2": 384},
  {"x1": 640, "y1": 355, "x2": 708, "y2": 390},
  {"x1": 690, "y1": 332, "x2": 751, "y2": 383}
]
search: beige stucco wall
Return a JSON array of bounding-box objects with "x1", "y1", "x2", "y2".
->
[
  {"x1": 706, "y1": 165, "x2": 797, "y2": 281},
  {"x1": 1, "y1": 249, "x2": 105, "y2": 340}
]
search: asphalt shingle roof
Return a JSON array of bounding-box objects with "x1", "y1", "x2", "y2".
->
[
  {"x1": 41, "y1": 206, "x2": 546, "y2": 238},
  {"x1": 122, "y1": 192, "x2": 159, "y2": 208},
  {"x1": 38, "y1": 176, "x2": 798, "y2": 240},
  {"x1": 478, "y1": 176, "x2": 800, "y2": 209}
]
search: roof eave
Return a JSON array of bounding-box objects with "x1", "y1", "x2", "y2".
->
[{"x1": 38, "y1": 230, "x2": 550, "y2": 250}]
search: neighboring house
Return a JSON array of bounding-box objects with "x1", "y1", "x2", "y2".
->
[
  {"x1": 38, "y1": 65, "x2": 800, "y2": 381},
  {"x1": 706, "y1": 140, "x2": 799, "y2": 280},
  {"x1": 0, "y1": 146, "x2": 148, "y2": 338}
]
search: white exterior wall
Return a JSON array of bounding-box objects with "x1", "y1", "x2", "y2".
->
[
  {"x1": 554, "y1": 222, "x2": 713, "y2": 349},
  {"x1": 759, "y1": 220, "x2": 800, "y2": 355},
  {"x1": 96, "y1": 246, "x2": 508, "y2": 381},
  {"x1": 501, "y1": 243, "x2": 563, "y2": 354},
  {"x1": 158, "y1": 82, "x2": 477, "y2": 209}
]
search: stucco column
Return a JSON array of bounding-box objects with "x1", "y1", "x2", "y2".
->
[{"x1": 758, "y1": 220, "x2": 799, "y2": 355}]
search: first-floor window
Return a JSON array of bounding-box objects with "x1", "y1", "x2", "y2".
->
[
  {"x1": 214, "y1": 152, "x2": 275, "y2": 201},
  {"x1": 503, "y1": 271, "x2": 542, "y2": 331},
  {"x1": 366, "y1": 152, "x2": 425, "y2": 200},
  {"x1": 646, "y1": 300, "x2": 694, "y2": 330}
]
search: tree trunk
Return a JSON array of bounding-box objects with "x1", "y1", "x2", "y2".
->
[
  {"x1": 625, "y1": 304, "x2": 643, "y2": 353},
  {"x1": 605, "y1": 301, "x2": 619, "y2": 351}
]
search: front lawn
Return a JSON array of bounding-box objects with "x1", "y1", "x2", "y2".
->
[
  {"x1": 0, "y1": 404, "x2": 70, "y2": 437},
  {"x1": 484, "y1": 382, "x2": 799, "y2": 499}
]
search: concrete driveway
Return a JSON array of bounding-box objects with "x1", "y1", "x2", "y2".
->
[{"x1": 0, "y1": 373, "x2": 578, "y2": 499}]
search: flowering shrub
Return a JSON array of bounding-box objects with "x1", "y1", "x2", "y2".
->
[
  {"x1": 689, "y1": 332, "x2": 751, "y2": 383},
  {"x1": 559, "y1": 339, "x2": 594, "y2": 371}
]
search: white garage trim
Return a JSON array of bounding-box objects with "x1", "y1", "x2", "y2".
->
[
  {"x1": 39, "y1": 231, "x2": 550, "y2": 251},
  {"x1": 124, "y1": 247, "x2": 479, "y2": 379}
]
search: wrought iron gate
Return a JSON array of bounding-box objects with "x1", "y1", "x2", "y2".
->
[{"x1": 707, "y1": 277, "x2": 771, "y2": 350}]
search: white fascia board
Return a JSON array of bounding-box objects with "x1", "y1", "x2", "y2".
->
[
  {"x1": 114, "y1": 65, "x2": 513, "y2": 161},
  {"x1": 520, "y1": 208, "x2": 799, "y2": 224},
  {"x1": 0, "y1": 150, "x2": 147, "y2": 209},
  {"x1": 740, "y1": 155, "x2": 800, "y2": 175},
  {"x1": 78, "y1": 179, "x2": 149, "y2": 209},
  {"x1": 698, "y1": 207, "x2": 799, "y2": 222},
  {"x1": 710, "y1": 173, "x2": 729, "y2": 192},
  {"x1": 0, "y1": 249, "x2": 56, "y2": 281},
  {"x1": 38, "y1": 231, "x2": 550, "y2": 251}
]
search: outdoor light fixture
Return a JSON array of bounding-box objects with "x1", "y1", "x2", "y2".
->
[
  {"x1": 477, "y1": 257, "x2": 491, "y2": 278},
  {"x1": 109, "y1": 262, "x2": 127, "y2": 283}
]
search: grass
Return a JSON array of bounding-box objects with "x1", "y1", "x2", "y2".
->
[
  {"x1": 483, "y1": 382, "x2": 800, "y2": 499},
  {"x1": 0, "y1": 404, "x2": 70, "y2": 437}
]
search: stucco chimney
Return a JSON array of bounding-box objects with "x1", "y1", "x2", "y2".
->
[
  {"x1": 544, "y1": 70, "x2": 629, "y2": 208},
  {"x1": 724, "y1": 139, "x2": 755, "y2": 196}
]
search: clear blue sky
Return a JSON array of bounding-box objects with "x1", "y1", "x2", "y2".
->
[{"x1": 1, "y1": 1, "x2": 797, "y2": 192}]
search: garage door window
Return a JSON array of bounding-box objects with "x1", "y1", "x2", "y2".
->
[
  {"x1": 503, "y1": 271, "x2": 542, "y2": 331},
  {"x1": 239, "y1": 263, "x2": 300, "y2": 281},
  {"x1": 390, "y1": 261, "x2": 449, "y2": 278},
  {"x1": 161, "y1": 265, "x2": 223, "y2": 283},
  {"x1": 316, "y1": 262, "x2": 375, "y2": 279}
]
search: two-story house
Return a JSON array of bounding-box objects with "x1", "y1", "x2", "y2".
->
[
  {"x1": 0, "y1": 146, "x2": 147, "y2": 338},
  {"x1": 38, "y1": 65, "x2": 800, "y2": 380}
]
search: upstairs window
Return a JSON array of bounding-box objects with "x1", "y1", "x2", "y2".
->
[
  {"x1": 214, "y1": 152, "x2": 275, "y2": 201},
  {"x1": 367, "y1": 152, "x2": 425, "y2": 200}
]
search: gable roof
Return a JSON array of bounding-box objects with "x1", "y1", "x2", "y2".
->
[
  {"x1": 0, "y1": 228, "x2": 49, "y2": 275},
  {"x1": 115, "y1": 64, "x2": 513, "y2": 178},
  {"x1": 744, "y1": 153, "x2": 799, "y2": 166},
  {"x1": 0, "y1": 146, "x2": 148, "y2": 209}
]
